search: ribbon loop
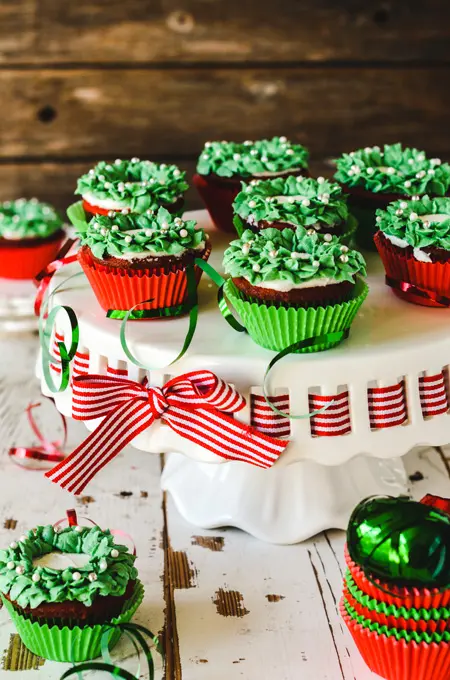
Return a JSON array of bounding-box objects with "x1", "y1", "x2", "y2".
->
[{"x1": 46, "y1": 370, "x2": 289, "y2": 495}]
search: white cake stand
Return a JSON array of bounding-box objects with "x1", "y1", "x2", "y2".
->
[
  {"x1": 0, "y1": 278, "x2": 37, "y2": 333},
  {"x1": 37, "y1": 211, "x2": 450, "y2": 543}
]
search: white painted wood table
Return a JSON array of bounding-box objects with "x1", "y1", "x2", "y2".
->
[{"x1": 0, "y1": 332, "x2": 449, "y2": 679}]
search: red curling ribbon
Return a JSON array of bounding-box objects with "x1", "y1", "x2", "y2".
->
[
  {"x1": 45, "y1": 371, "x2": 289, "y2": 495},
  {"x1": 51, "y1": 514, "x2": 137, "y2": 555},
  {"x1": 66, "y1": 509, "x2": 78, "y2": 526},
  {"x1": 9, "y1": 400, "x2": 67, "y2": 469},
  {"x1": 420, "y1": 494, "x2": 450, "y2": 516},
  {"x1": 34, "y1": 238, "x2": 78, "y2": 317},
  {"x1": 385, "y1": 275, "x2": 450, "y2": 307}
]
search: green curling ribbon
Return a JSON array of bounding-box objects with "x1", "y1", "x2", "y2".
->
[
  {"x1": 39, "y1": 273, "x2": 82, "y2": 393},
  {"x1": 67, "y1": 200, "x2": 89, "y2": 234},
  {"x1": 347, "y1": 495, "x2": 450, "y2": 589},
  {"x1": 262, "y1": 331, "x2": 348, "y2": 420},
  {"x1": 59, "y1": 622, "x2": 163, "y2": 680},
  {"x1": 194, "y1": 258, "x2": 247, "y2": 333},
  {"x1": 115, "y1": 265, "x2": 198, "y2": 371}
]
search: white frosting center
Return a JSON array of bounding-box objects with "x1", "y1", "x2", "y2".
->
[
  {"x1": 384, "y1": 234, "x2": 432, "y2": 263},
  {"x1": 420, "y1": 213, "x2": 450, "y2": 224},
  {"x1": 251, "y1": 167, "x2": 303, "y2": 178},
  {"x1": 118, "y1": 240, "x2": 206, "y2": 262},
  {"x1": 273, "y1": 195, "x2": 308, "y2": 204},
  {"x1": 33, "y1": 552, "x2": 91, "y2": 570},
  {"x1": 1, "y1": 230, "x2": 39, "y2": 241},
  {"x1": 82, "y1": 191, "x2": 180, "y2": 211},
  {"x1": 245, "y1": 276, "x2": 340, "y2": 292}
]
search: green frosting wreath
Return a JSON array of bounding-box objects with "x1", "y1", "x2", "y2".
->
[
  {"x1": 0, "y1": 199, "x2": 63, "y2": 240},
  {"x1": 0, "y1": 525, "x2": 137, "y2": 609},
  {"x1": 76, "y1": 159, "x2": 188, "y2": 213},
  {"x1": 79, "y1": 206, "x2": 206, "y2": 260},
  {"x1": 334, "y1": 143, "x2": 450, "y2": 196},
  {"x1": 376, "y1": 196, "x2": 450, "y2": 251},
  {"x1": 233, "y1": 176, "x2": 349, "y2": 230},
  {"x1": 196, "y1": 137, "x2": 309, "y2": 178},
  {"x1": 223, "y1": 227, "x2": 366, "y2": 286}
]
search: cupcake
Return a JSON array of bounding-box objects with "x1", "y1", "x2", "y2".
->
[
  {"x1": 232, "y1": 175, "x2": 355, "y2": 242},
  {"x1": 374, "y1": 196, "x2": 450, "y2": 307},
  {"x1": 341, "y1": 495, "x2": 450, "y2": 680},
  {"x1": 77, "y1": 206, "x2": 211, "y2": 315},
  {"x1": 0, "y1": 521, "x2": 142, "y2": 661},
  {"x1": 76, "y1": 158, "x2": 188, "y2": 218},
  {"x1": 193, "y1": 137, "x2": 309, "y2": 233},
  {"x1": 0, "y1": 198, "x2": 65, "y2": 280},
  {"x1": 334, "y1": 144, "x2": 450, "y2": 251},
  {"x1": 222, "y1": 226, "x2": 367, "y2": 352}
]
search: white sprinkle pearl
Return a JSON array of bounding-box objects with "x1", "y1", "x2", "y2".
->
[
  {"x1": 10, "y1": 542, "x2": 17, "y2": 549},
  {"x1": 307, "y1": 229, "x2": 316, "y2": 235},
  {"x1": 242, "y1": 244, "x2": 250, "y2": 255},
  {"x1": 173, "y1": 169, "x2": 181, "y2": 177},
  {"x1": 145, "y1": 229, "x2": 153, "y2": 237},
  {"x1": 376, "y1": 216, "x2": 382, "y2": 223},
  {"x1": 323, "y1": 233, "x2": 332, "y2": 242},
  {"x1": 423, "y1": 220, "x2": 430, "y2": 228},
  {"x1": 410, "y1": 212, "x2": 418, "y2": 220},
  {"x1": 19, "y1": 535, "x2": 27, "y2": 542},
  {"x1": 286, "y1": 149, "x2": 294, "y2": 155},
  {"x1": 269, "y1": 250, "x2": 278, "y2": 258},
  {"x1": 7, "y1": 562, "x2": 14, "y2": 570},
  {"x1": 396, "y1": 209, "x2": 403, "y2": 216},
  {"x1": 115, "y1": 158, "x2": 122, "y2": 165},
  {"x1": 121, "y1": 208, "x2": 130, "y2": 215},
  {"x1": 32, "y1": 572, "x2": 41, "y2": 583},
  {"x1": 302, "y1": 198, "x2": 311, "y2": 207},
  {"x1": 118, "y1": 183, "x2": 125, "y2": 192},
  {"x1": 72, "y1": 572, "x2": 81, "y2": 581},
  {"x1": 74, "y1": 525, "x2": 83, "y2": 533},
  {"x1": 248, "y1": 200, "x2": 256, "y2": 208},
  {"x1": 131, "y1": 157, "x2": 140, "y2": 163},
  {"x1": 431, "y1": 158, "x2": 441, "y2": 165},
  {"x1": 387, "y1": 167, "x2": 396, "y2": 175},
  {"x1": 104, "y1": 181, "x2": 111, "y2": 189},
  {"x1": 366, "y1": 167, "x2": 374, "y2": 175},
  {"x1": 364, "y1": 146, "x2": 372, "y2": 153},
  {"x1": 250, "y1": 149, "x2": 258, "y2": 156},
  {"x1": 111, "y1": 549, "x2": 119, "y2": 558},
  {"x1": 202, "y1": 154, "x2": 209, "y2": 160},
  {"x1": 404, "y1": 180, "x2": 412, "y2": 188},
  {"x1": 100, "y1": 228, "x2": 107, "y2": 236},
  {"x1": 417, "y1": 153, "x2": 425, "y2": 162},
  {"x1": 340, "y1": 245, "x2": 349, "y2": 253},
  {"x1": 412, "y1": 195, "x2": 420, "y2": 201},
  {"x1": 124, "y1": 235, "x2": 132, "y2": 243},
  {"x1": 15, "y1": 566, "x2": 24, "y2": 575},
  {"x1": 313, "y1": 260, "x2": 320, "y2": 267},
  {"x1": 89, "y1": 169, "x2": 95, "y2": 176},
  {"x1": 179, "y1": 229, "x2": 188, "y2": 238},
  {"x1": 112, "y1": 225, "x2": 119, "y2": 231},
  {"x1": 416, "y1": 170, "x2": 426, "y2": 179},
  {"x1": 279, "y1": 136, "x2": 287, "y2": 143},
  {"x1": 252, "y1": 263, "x2": 261, "y2": 272},
  {"x1": 399, "y1": 202, "x2": 408, "y2": 209},
  {"x1": 408, "y1": 158, "x2": 415, "y2": 165},
  {"x1": 88, "y1": 573, "x2": 98, "y2": 582},
  {"x1": 428, "y1": 168, "x2": 435, "y2": 175},
  {"x1": 317, "y1": 177, "x2": 325, "y2": 184},
  {"x1": 99, "y1": 559, "x2": 108, "y2": 571},
  {"x1": 340, "y1": 255, "x2": 349, "y2": 263},
  {"x1": 108, "y1": 210, "x2": 115, "y2": 217},
  {"x1": 233, "y1": 153, "x2": 241, "y2": 160},
  {"x1": 351, "y1": 165, "x2": 361, "y2": 174}
]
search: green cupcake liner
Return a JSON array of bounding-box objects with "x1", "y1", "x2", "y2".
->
[
  {"x1": 224, "y1": 278, "x2": 368, "y2": 353},
  {"x1": 343, "y1": 597, "x2": 450, "y2": 644},
  {"x1": 345, "y1": 571, "x2": 450, "y2": 622},
  {"x1": 2, "y1": 580, "x2": 144, "y2": 663}
]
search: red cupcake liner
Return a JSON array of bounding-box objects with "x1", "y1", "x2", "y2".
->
[
  {"x1": 344, "y1": 548, "x2": 450, "y2": 610},
  {"x1": 0, "y1": 232, "x2": 65, "y2": 280},
  {"x1": 193, "y1": 174, "x2": 242, "y2": 233},
  {"x1": 78, "y1": 243, "x2": 211, "y2": 315},
  {"x1": 341, "y1": 601, "x2": 450, "y2": 680},
  {"x1": 344, "y1": 587, "x2": 450, "y2": 634},
  {"x1": 374, "y1": 231, "x2": 450, "y2": 307}
]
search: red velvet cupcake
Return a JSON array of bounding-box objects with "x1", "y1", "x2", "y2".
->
[
  {"x1": 0, "y1": 198, "x2": 65, "y2": 280},
  {"x1": 76, "y1": 158, "x2": 188, "y2": 219},
  {"x1": 194, "y1": 137, "x2": 309, "y2": 233},
  {"x1": 77, "y1": 206, "x2": 211, "y2": 315}
]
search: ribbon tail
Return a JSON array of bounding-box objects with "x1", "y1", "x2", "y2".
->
[
  {"x1": 164, "y1": 406, "x2": 288, "y2": 469},
  {"x1": 46, "y1": 400, "x2": 154, "y2": 495}
]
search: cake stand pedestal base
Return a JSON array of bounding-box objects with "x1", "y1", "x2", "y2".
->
[{"x1": 161, "y1": 453, "x2": 408, "y2": 544}]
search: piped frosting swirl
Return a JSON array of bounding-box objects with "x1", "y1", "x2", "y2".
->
[
  {"x1": 376, "y1": 195, "x2": 450, "y2": 251},
  {"x1": 0, "y1": 199, "x2": 63, "y2": 240}
]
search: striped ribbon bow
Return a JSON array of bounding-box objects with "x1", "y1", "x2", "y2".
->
[{"x1": 46, "y1": 371, "x2": 289, "y2": 495}]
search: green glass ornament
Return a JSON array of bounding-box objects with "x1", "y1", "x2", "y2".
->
[{"x1": 347, "y1": 496, "x2": 450, "y2": 588}]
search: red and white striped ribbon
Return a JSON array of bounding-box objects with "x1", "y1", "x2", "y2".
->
[
  {"x1": 250, "y1": 394, "x2": 290, "y2": 437},
  {"x1": 419, "y1": 372, "x2": 449, "y2": 418},
  {"x1": 50, "y1": 331, "x2": 65, "y2": 375},
  {"x1": 368, "y1": 381, "x2": 407, "y2": 429},
  {"x1": 46, "y1": 371, "x2": 289, "y2": 495},
  {"x1": 72, "y1": 349, "x2": 90, "y2": 380},
  {"x1": 106, "y1": 363, "x2": 128, "y2": 378},
  {"x1": 309, "y1": 391, "x2": 351, "y2": 437}
]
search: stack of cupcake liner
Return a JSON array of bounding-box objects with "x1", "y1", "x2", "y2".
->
[{"x1": 341, "y1": 549, "x2": 450, "y2": 680}]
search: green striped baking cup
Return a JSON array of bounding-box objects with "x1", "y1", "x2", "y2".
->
[
  {"x1": 345, "y1": 571, "x2": 450, "y2": 622},
  {"x1": 342, "y1": 597, "x2": 450, "y2": 644},
  {"x1": 1, "y1": 580, "x2": 144, "y2": 662}
]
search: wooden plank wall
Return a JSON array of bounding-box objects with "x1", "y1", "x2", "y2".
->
[{"x1": 0, "y1": 0, "x2": 449, "y2": 212}]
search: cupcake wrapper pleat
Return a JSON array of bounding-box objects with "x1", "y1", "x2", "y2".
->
[
  {"x1": 224, "y1": 278, "x2": 368, "y2": 353},
  {"x1": 1, "y1": 581, "x2": 144, "y2": 662}
]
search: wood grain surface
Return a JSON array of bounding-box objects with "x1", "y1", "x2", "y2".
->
[
  {"x1": 0, "y1": 329, "x2": 449, "y2": 678},
  {"x1": 1, "y1": 0, "x2": 450, "y2": 64}
]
